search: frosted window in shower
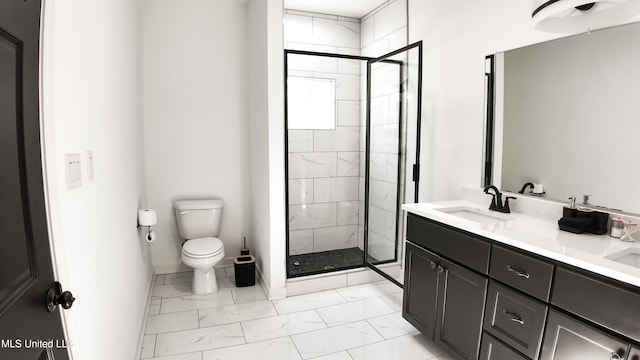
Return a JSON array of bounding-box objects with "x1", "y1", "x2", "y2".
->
[{"x1": 288, "y1": 77, "x2": 336, "y2": 130}]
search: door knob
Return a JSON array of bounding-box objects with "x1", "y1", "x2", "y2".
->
[{"x1": 46, "y1": 282, "x2": 76, "y2": 312}]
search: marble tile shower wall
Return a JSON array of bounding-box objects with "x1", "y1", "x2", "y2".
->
[
  {"x1": 284, "y1": 11, "x2": 363, "y2": 255},
  {"x1": 359, "y1": 0, "x2": 408, "y2": 259}
]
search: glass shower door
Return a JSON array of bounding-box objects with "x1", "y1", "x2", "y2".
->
[{"x1": 364, "y1": 42, "x2": 422, "y2": 286}]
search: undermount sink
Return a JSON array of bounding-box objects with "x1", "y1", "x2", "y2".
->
[
  {"x1": 605, "y1": 247, "x2": 640, "y2": 269},
  {"x1": 436, "y1": 205, "x2": 511, "y2": 224}
]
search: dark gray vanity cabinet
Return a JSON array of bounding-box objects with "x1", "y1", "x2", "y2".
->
[
  {"x1": 403, "y1": 242, "x2": 440, "y2": 338},
  {"x1": 552, "y1": 267, "x2": 640, "y2": 342},
  {"x1": 480, "y1": 333, "x2": 529, "y2": 360},
  {"x1": 406, "y1": 214, "x2": 491, "y2": 273},
  {"x1": 404, "y1": 212, "x2": 640, "y2": 360},
  {"x1": 434, "y1": 258, "x2": 488, "y2": 360},
  {"x1": 403, "y1": 242, "x2": 488, "y2": 360},
  {"x1": 540, "y1": 310, "x2": 628, "y2": 360},
  {"x1": 489, "y1": 245, "x2": 553, "y2": 302},
  {"x1": 404, "y1": 214, "x2": 489, "y2": 360},
  {"x1": 483, "y1": 281, "x2": 547, "y2": 359}
]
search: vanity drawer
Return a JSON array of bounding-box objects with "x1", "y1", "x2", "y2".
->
[
  {"x1": 630, "y1": 346, "x2": 640, "y2": 360},
  {"x1": 406, "y1": 214, "x2": 490, "y2": 274},
  {"x1": 489, "y1": 245, "x2": 553, "y2": 301},
  {"x1": 483, "y1": 280, "x2": 547, "y2": 359},
  {"x1": 552, "y1": 267, "x2": 640, "y2": 342},
  {"x1": 479, "y1": 333, "x2": 528, "y2": 360}
]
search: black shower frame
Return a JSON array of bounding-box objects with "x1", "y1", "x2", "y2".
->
[
  {"x1": 364, "y1": 41, "x2": 423, "y2": 288},
  {"x1": 284, "y1": 42, "x2": 423, "y2": 283}
]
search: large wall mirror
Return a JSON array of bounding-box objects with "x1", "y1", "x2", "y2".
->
[{"x1": 484, "y1": 21, "x2": 640, "y2": 215}]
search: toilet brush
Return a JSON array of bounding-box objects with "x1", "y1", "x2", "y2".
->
[{"x1": 240, "y1": 234, "x2": 250, "y2": 255}]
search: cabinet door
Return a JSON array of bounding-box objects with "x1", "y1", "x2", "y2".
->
[
  {"x1": 480, "y1": 333, "x2": 529, "y2": 360},
  {"x1": 403, "y1": 242, "x2": 440, "y2": 339},
  {"x1": 435, "y1": 258, "x2": 488, "y2": 360},
  {"x1": 540, "y1": 310, "x2": 628, "y2": 360}
]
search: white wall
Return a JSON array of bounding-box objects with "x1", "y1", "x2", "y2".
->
[
  {"x1": 141, "y1": 0, "x2": 251, "y2": 271},
  {"x1": 41, "y1": 0, "x2": 152, "y2": 358},
  {"x1": 407, "y1": 0, "x2": 640, "y2": 202},
  {"x1": 361, "y1": 0, "x2": 407, "y2": 57},
  {"x1": 248, "y1": 0, "x2": 286, "y2": 299}
]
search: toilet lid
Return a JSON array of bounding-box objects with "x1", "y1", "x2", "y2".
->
[{"x1": 183, "y1": 237, "x2": 224, "y2": 258}]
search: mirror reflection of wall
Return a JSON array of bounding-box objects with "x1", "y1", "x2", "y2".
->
[{"x1": 490, "y1": 22, "x2": 640, "y2": 215}]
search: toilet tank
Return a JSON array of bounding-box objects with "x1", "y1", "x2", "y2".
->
[{"x1": 174, "y1": 199, "x2": 224, "y2": 239}]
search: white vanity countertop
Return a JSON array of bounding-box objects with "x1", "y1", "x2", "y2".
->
[{"x1": 402, "y1": 200, "x2": 640, "y2": 288}]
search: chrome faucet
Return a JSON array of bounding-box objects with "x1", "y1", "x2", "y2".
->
[{"x1": 484, "y1": 185, "x2": 516, "y2": 213}]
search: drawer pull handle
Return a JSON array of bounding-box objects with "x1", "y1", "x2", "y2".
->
[
  {"x1": 429, "y1": 261, "x2": 437, "y2": 270},
  {"x1": 610, "y1": 353, "x2": 621, "y2": 360},
  {"x1": 502, "y1": 310, "x2": 525, "y2": 325},
  {"x1": 506, "y1": 265, "x2": 530, "y2": 279}
]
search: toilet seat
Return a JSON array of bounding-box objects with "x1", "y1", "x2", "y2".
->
[{"x1": 182, "y1": 237, "x2": 224, "y2": 259}]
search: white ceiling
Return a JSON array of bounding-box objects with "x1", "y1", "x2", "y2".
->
[{"x1": 283, "y1": 0, "x2": 388, "y2": 18}]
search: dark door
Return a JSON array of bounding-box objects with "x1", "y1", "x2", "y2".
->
[
  {"x1": 435, "y1": 258, "x2": 488, "y2": 360},
  {"x1": 1, "y1": 1, "x2": 71, "y2": 359},
  {"x1": 402, "y1": 242, "x2": 439, "y2": 338}
]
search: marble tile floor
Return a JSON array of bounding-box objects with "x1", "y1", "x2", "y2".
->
[{"x1": 140, "y1": 271, "x2": 454, "y2": 360}]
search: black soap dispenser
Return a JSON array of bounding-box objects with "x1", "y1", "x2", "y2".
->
[
  {"x1": 558, "y1": 196, "x2": 609, "y2": 235},
  {"x1": 559, "y1": 196, "x2": 589, "y2": 233}
]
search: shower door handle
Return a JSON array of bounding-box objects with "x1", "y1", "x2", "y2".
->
[{"x1": 412, "y1": 164, "x2": 420, "y2": 182}]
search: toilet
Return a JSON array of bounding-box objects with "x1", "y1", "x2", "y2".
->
[{"x1": 174, "y1": 199, "x2": 225, "y2": 294}]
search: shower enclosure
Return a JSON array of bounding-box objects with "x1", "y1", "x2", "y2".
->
[{"x1": 285, "y1": 42, "x2": 422, "y2": 284}]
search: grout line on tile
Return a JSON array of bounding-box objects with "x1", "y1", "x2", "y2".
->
[
  {"x1": 152, "y1": 334, "x2": 157, "y2": 359},
  {"x1": 314, "y1": 308, "x2": 330, "y2": 329},
  {"x1": 238, "y1": 319, "x2": 248, "y2": 344},
  {"x1": 288, "y1": 335, "x2": 304, "y2": 360}
]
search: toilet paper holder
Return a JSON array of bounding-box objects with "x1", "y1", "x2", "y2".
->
[{"x1": 138, "y1": 209, "x2": 157, "y2": 242}]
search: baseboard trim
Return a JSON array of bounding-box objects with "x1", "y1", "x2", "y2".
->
[
  {"x1": 133, "y1": 271, "x2": 155, "y2": 359},
  {"x1": 256, "y1": 264, "x2": 286, "y2": 300}
]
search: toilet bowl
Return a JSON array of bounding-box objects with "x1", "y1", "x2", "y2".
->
[
  {"x1": 181, "y1": 237, "x2": 224, "y2": 294},
  {"x1": 174, "y1": 199, "x2": 225, "y2": 295}
]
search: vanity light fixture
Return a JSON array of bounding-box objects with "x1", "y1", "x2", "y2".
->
[{"x1": 531, "y1": 0, "x2": 640, "y2": 32}]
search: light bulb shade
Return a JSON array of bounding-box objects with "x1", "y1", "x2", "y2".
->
[{"x1": 531, "y1": 0, "x2": 640, "y2": 33}]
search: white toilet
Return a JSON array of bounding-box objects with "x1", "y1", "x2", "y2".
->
[{"x1": 174, "y1": 199, "x2": 225, "y2": 294}]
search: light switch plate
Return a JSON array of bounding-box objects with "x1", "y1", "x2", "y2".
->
[
  {"x1": 65, "y1": 153, "x2": 82, "y2": 190},
  {"x1": 87, "y1": 150, "x2": 94, "y2": 181}
]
